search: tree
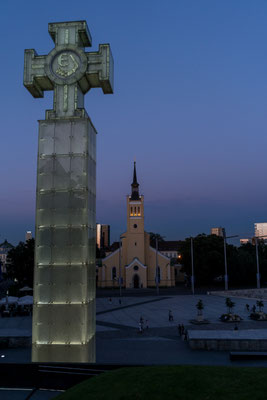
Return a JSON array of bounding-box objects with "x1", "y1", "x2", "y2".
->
[
  {"x1": 196, "y1": 299, "x2": 204, "y2": 315},
  {"x1": 257, "y1": 300, "x2": 264, "y2": 313},
  {"x1": 7, "y1": 239, "x2": 34, "y2": 287},
  {"x1": 180, "y1": 234, "x2": 225, "y2": 285},
  {"x1": 225, "y1": 297, "x2": 235, "y2": 314},
  {"x1": 149, "y1": 232, "x2": 165, "y2": 248},
  {"x1": 180, "y1": 234, "x2": 267, "y2": 287}
]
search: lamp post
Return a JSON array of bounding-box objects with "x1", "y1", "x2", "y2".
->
[
  {"x1": 255, "y1": 237, "x2": 260, "y2": 289},
  {"x1": 252, "y1": 235, "x2": 267, "y2": 289},
  {"x1": 119, "y1": 235, "x2": 126, "y2": 297},
  {"x1": 222, "y1": 229, "x2": 238, "y2": 291},
  {"x1": 190, "y1": 237, "x2": 195, "y2": 295},
  {"x1": 156, "y1": 237, "x2": 159, "y2": 295}
]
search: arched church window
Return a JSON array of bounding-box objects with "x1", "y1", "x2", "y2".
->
[
  {"x1": 112, "y1": 267, "x2": 116, "y2": 280},
  {"x1": 134, "y1": 207, "x2": 136, "y2": 215},
  {"x1": 138, "y1": 207, "x2": 140, "y2": 216},
  {"x1": 130, "y1": 207, "x2": 133, "y2": 216}
]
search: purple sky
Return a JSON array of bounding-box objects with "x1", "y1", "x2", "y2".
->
[{"x1": 1, "y1": 0, "x2": 267, "y2": 245}]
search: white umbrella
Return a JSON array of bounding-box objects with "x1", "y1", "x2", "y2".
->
[
  {"x1": 17, "y1": 295, "x2": 33, "y2": 305},
  {"x1": 19, "y1": 286, "x2": 33, "y2": 292},
  {"x1": 0, "y1": 296, "x2": 18, "y2": 304}
]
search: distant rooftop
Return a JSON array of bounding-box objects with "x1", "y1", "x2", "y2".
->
[{"x1": 0, "y1": 239, "x2": 13, "y2": 249}]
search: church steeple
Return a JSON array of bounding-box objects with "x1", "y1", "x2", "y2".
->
[{"x1": 131, "y1": 162, "x2": 140, "y2": 200}]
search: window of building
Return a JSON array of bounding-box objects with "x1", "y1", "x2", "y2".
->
[
  {"x1": 134, "y1": 207, "x2": 136, "y2": 215},
  {"x1": 130, "y1": 207, "x2": 133, "y2": 216},
  {"x1": 138, "y1": 206, "x2": 141, "y2": 216},
  {"x1": 134, "y1": 265, "x2": 139, "y2": 271},
  {"x1": 112, "y1": 267, "x2": 116, "y2": 280}
]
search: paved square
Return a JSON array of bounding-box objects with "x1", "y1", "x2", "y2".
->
[{"x1": 1, "y1": 293, "x2": 267, "y2": 367}]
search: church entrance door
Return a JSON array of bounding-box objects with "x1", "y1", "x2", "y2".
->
[{"x1": 133, "y1": 274, "x2": 140, "y2": 288}]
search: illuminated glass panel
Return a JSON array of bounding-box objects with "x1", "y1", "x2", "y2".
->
[{"x1": 33, "y1": 118, "x2": 96, "y2": 363}]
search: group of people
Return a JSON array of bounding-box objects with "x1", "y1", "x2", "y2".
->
[
  {"x1": 178, "y1": 323, "x2": 188, "y2": 340},
  {"x1": 108, "y1": 297, "x2": 122, "y2": 305},
  {"x1": 245, "y1": 304, "x2": 256, "y2": 313},
  {"x1": 138, "y1": 316, "x2": 149, "y2": 333}
]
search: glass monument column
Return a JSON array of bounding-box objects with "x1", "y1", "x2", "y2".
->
[{"x1": 24, "y1": 21, "x2": 113, "y2": 362}]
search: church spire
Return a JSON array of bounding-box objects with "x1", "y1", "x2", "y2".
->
[{"x1": 131, "y1": 161, "x2": 140, "y2": 200}]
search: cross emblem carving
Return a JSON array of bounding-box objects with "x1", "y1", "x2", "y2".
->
[{"x1": 24, "y1": 21, "x2": 113, "y2": 119}]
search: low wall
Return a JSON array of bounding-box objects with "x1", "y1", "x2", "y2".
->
[
  {"x1": 0, "y1": 329, "x2": 31, "y2": 348},
  {"x1": 0, "y1": 336, "x2": 31, "y2": 348},
  {"x1": 188, "y1": 329, "x2": 267, "y2": 351}
]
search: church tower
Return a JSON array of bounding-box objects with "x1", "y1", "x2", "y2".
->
[
  {"x1": 98, "y1": 161, "x2": 176, "y2": 289},
  {"x1": 126, "y1": 162, "x2": 145, "y2": 264}
]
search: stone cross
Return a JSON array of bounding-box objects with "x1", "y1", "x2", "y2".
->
[{"x1": 24, "y1": 21, "x2": 113, "y2": 119}]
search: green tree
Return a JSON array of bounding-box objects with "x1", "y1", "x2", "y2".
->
[
  {"x1": 256, "y1": 300, "x2": 264, "y2": 312},
  {"x1": 149, "y1": 232, "x2": 165, "y2": 247},
  {"x1": 225, "y1": 297, "x2": 235, "y2": 314},
  {"x1": 180, "y1": 234, "x2": 225, "y2": 285},
  {"x1": 7, "y1": 239, "x2": 34, "y2": 287},
  {"x1": 180, "y1": 235, "x2": 267, "y2": 287}
]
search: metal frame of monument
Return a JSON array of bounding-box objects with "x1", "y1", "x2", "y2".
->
[{"x1": 24, "y1": 21, "x2": 113, "y2": 362}]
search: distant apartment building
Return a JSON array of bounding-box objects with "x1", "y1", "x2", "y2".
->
[
  {"x1": 25, "y1": 231, "x2": 32, "y2": 241},
  {"x1": 96, "y1": 224, "x2": 110, "y2": 249},
  {"x1": 157, "y1": 241, "x2": 181, "y2": 260},
  {"x1": 254, "y1": 223, "x2": 267, "y2": 241},
  {"x1": 211, "y1": 227, "x2": 224, "y2": 237},
  {"x1": 0, "y1": 239, "x2": 13, "y2": 274},
  {"x1": 240, "y1": 238, "x2": 251, "y2": 245}
]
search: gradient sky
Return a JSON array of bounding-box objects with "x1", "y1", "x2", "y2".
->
[{"x1": 1, "y1": 0, "x2": 267, "y2": 245}]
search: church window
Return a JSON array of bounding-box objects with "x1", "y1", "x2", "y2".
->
[
  {"x1": 134, "y1": 265, "x2": 139, "y2": 271},
  {"x1": 130, "y1": 207, "x2": 133, "y2": 216},
  {"x1": 134, "y1": 207, "x2": 136, "y2": 215},
  {"x1": 133, "y1": 224, "x2": 137, "y2": 229},
  {"x1": 135, "y1": 242, "x2": 137, "y2": 246},
  {"x1": 138, "y1": 207, "x2": 141, "y2": 216},
  {"x1": 112, "y1": 267, "x2": 116, "y2": 280}
]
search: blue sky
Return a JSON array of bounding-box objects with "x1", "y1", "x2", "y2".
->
[{"x1": 1, "y1": 0, "x2": 267, "y2": 245}]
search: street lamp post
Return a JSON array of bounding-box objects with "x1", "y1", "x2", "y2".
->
[
  {"x1": 119, "y1": 235, "x2": 126, "y2": 298},
  {"x1": 156, "y1": 237, "x2": 159, "y2": 295},
  {"x1": 252, "y1": 234, "x2": 267, "y2": 289},
  {"x1": 119, "y1": 240, "x2": 122, "y2": 297},
  {"x1": 255, "y1": 237, "x2": 260, "y2": 289},
  {"x1": 222, "y1": 229, "x2": 238, "y2": 291},
  {"x1": 223, "y1": 230, "x2": 228, "y2": 291},
  {"x1": 190, "y1": 237, "x2": 195, "y2": 295}
]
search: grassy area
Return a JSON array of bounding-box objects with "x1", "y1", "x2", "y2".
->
[{"x1": 55, "y1": 365, "x2": 267, "y2": 400}]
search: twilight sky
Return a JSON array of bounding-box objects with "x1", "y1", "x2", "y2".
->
[{"x1": 1, "y1": 0, "x2": 267, "y2": 245}]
